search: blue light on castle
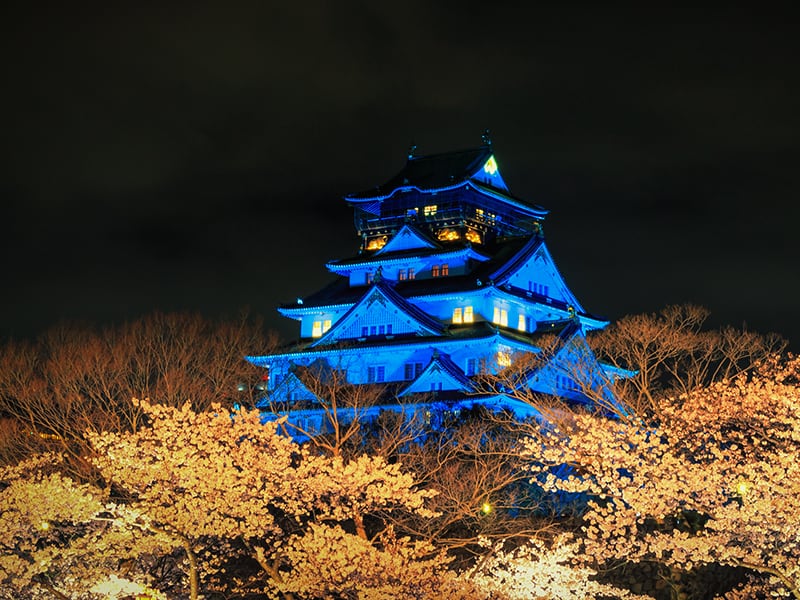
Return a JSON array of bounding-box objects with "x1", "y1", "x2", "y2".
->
[{"x1": 247, "y1": 139, "x2": 628, "y2": 432}]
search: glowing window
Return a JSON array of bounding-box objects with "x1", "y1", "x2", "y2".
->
[
  {"x1": 518, "y1": 315, "x2": 526, "y2": 332},
  {"x1": 366, "y1": 236, "x2": 387, "y2": 251},
  {"x1": 323, "y1": 319, "x2": 332, "y2": 333},
  {"x1": 465, "y1": 229, "x2": 481, "y2": 244},
  {"x1": 423, "y1": 204, "x2": 437, "y2": 216},
  {"x1": 437, "y1": 228, "x2": 460, "y2": 241},
  {"x1": 492, "y1": 307, "x2": 508, "y2": 327},
  {"x1": 432, "y1": 265, "x2": 440, "y2": 278},
  {"x1": 496, "y1": 351, "x2": 512, "y2": 367},
  {"x1": 453, "y1": 307, "x2": 463, "y2": 324},
  {"x1": 483, "y1": 155, "x2": 498, "y2": 175},
  {"x1": 312, "y1": 321, "x2": 323, "y2": 338},
  {"x1": 398, "y1": 269, "x2": 407, "y2": 281},
  {"x1": 464, "y1": 306, "x2": 474, "y2": 323},
  {"x1": 408, "y1": 268, "x2": 415, "y2": 280},
  {"x1": 441, "y1": 263, "x2": 449, "y2": 276},
  {"x1": 366, "y1": 272, "x2": 374, "y2": 284},
  {"x1": 475, "y1": 208, "x2": 484, "y2": 217}
]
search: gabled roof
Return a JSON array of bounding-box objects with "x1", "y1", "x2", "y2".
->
[
  {"x1": 257, "y1": 370, "x2": 318, "y2": 407},
  {"x1": 489, "y1": 235, "x2": 586, "y2": 314},
  {"x1": 399, "y1": 351, "x2": 474, "y2": 397},
  {"x1": 348, "y1": 146, "x2": 495, "y2": 201},
  {"x1": 310, "y1": 281, "x2": 445, "y2": 348},
  {"x1": 375, "y1": 224, "x2": 439, "y2": 255}
]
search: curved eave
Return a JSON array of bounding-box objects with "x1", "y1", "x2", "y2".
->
[
  {"x1": 326, "y1": 247, "x2": 491, "y2": 274},
  {"x1": 277, "y1": 303, "x2": 351, "y2": 319},
  {"x1": 345, "y1": 180, "x2": 549, "y2": 219},
  {"x1": 467, "y1": 182, "x2": 549, "y2": 217},
  {"x1": 246, "y1": 329, "x2": 541, "y2": 364}
]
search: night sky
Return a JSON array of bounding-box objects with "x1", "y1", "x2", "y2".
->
[{"x1": 2, "y1": 4, "x2": 798, "y2": 350}]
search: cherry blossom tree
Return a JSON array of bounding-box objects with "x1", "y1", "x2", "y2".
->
[
  {"x1": 0, "y1": 454, "x2": 170, "y2": 599},
  {"x1": 524, "y1": 355, "x2": 800, "y2": 598},
  {"x1": 87, "y1": 399, "x2": 444, "y2": 599}
]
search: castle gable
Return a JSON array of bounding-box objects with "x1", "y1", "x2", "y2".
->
[
  {"x1": 491, "y1": 237, "x2": 584, "y2": 312},
  {"x1": 399, "y1": 351, "x2": 472, "y2": 396},
  {"x1": 375, "y1": 224, "x2": 440, "y2": 255},
  {"x1": 311, "y1": 283, "x2": 444, "y2": 347}
]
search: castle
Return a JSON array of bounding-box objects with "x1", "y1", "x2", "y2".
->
[{"x1": 246, "y1": 139, "x2": 627, "y2": 432}]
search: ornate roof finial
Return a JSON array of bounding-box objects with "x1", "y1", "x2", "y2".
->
[
  {"x1": 407, "y1": 143, "x2": 417, "y2": 160},
  {"x1": 481, "y1": 129, "x2": 492, "y2": 148}
]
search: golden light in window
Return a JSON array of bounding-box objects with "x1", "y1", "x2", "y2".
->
[
  {"x1": 365, "y1": 236, "x2": 388, "y2": 251},
  {"x1": 465, "y1": 228, "x2": 481, "y2": 244},
  {"x1": 423, "y1": 204, "x2": 438, "y2": 216},
  {"x1": 437, "y1": 228, "x2": 460, "y2": 241},
  {"x1": 496, "y1": 351, "x2": 512, "y2": 367}
]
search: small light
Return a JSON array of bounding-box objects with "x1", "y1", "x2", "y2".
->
[
  {"x1": 39, "y1": 521, "x2": 50, "y2": 531},
  {"x1": 735, "y1": 480, "x2": 750, "y2": 496},
  {"x1": 481, "y1": 502, "x2": 492, "y2": 514}
]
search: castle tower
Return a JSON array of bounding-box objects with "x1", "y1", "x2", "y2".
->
[{"x1": 247, "y1": 141, "x2": 627, "y2": 427}]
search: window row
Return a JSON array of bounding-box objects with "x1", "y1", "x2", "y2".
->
[{"x1": 361, "y1": 324, "x2": 393, "y2": 337}]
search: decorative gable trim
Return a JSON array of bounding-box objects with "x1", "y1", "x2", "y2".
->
[
  {"x1": 490, "y1": 236, "x2": 585, "y2": 313},
  {"x1": 399, "y1": 351, "x2": 473, "y2": 397},
  {"x1": 310, "y1": 282, "x2": 444, "y2": 347},
  {"x1": 468, "y1": 153, "x2": 510, "y2": 192},
  {"x1": 375, "y1": 224, "x2": 440, "y2": 255}
]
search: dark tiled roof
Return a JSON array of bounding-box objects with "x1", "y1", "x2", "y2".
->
[{"x1": 347, "y1": 146, "x2": 493, "y2": 200}]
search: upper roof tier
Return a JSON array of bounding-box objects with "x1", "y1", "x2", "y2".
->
[{"x1": 344, "y1": 144, "x2": 549, "y2": 244}]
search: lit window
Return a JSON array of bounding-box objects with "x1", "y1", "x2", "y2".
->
[
  {"x1": 432, "y1": 265, "x2": 440, "y2": 278},
  {"x1": 323, "y1": 319, "x2": 331, "y2": 333},
  {"x1": 464, "y1": 306, "x2": 474, "y2": 323},
  {"x1": 497, "y1": 351, "x2": 512, "y2": 367},
  {"x1": 424, "y1": 204, "x2": 437, "y2": 216},
  {"x1": 518, "y1": 314, "x2": 526, "y2": 332},
  {"x1": 408, "y1": 268, "x2": 415, "y2": 279},
  {"x1": 476, "y1": 208, "x2": 484, "y2": 218},
  {"x1": 441, "y1": 263, "x2": 449, "y2": 276},
  {"x1": 492, "y1": 307, "x2": 508, "y2": 327},
  {"x1": 437, "y1": 228, "x2": 460, "y2": 241},
  {"x1": 398, "y1": 269, "x2": 407, "y2": 281},
  {"x1": 453, "y1": 307, "x2": 463, "y2": 324},
  {"x1": 366, "y1": 272, "x2": 374, "y2": 285},
  {"x1": 465, "y1": 229, "x2": 481, "y2": 244},
  {"x1": 312, "y1": 321, "x2": 323, "y2": 338},
  {"x1": 366, "y1": 236, "x2": 387, "y2": 251}
]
